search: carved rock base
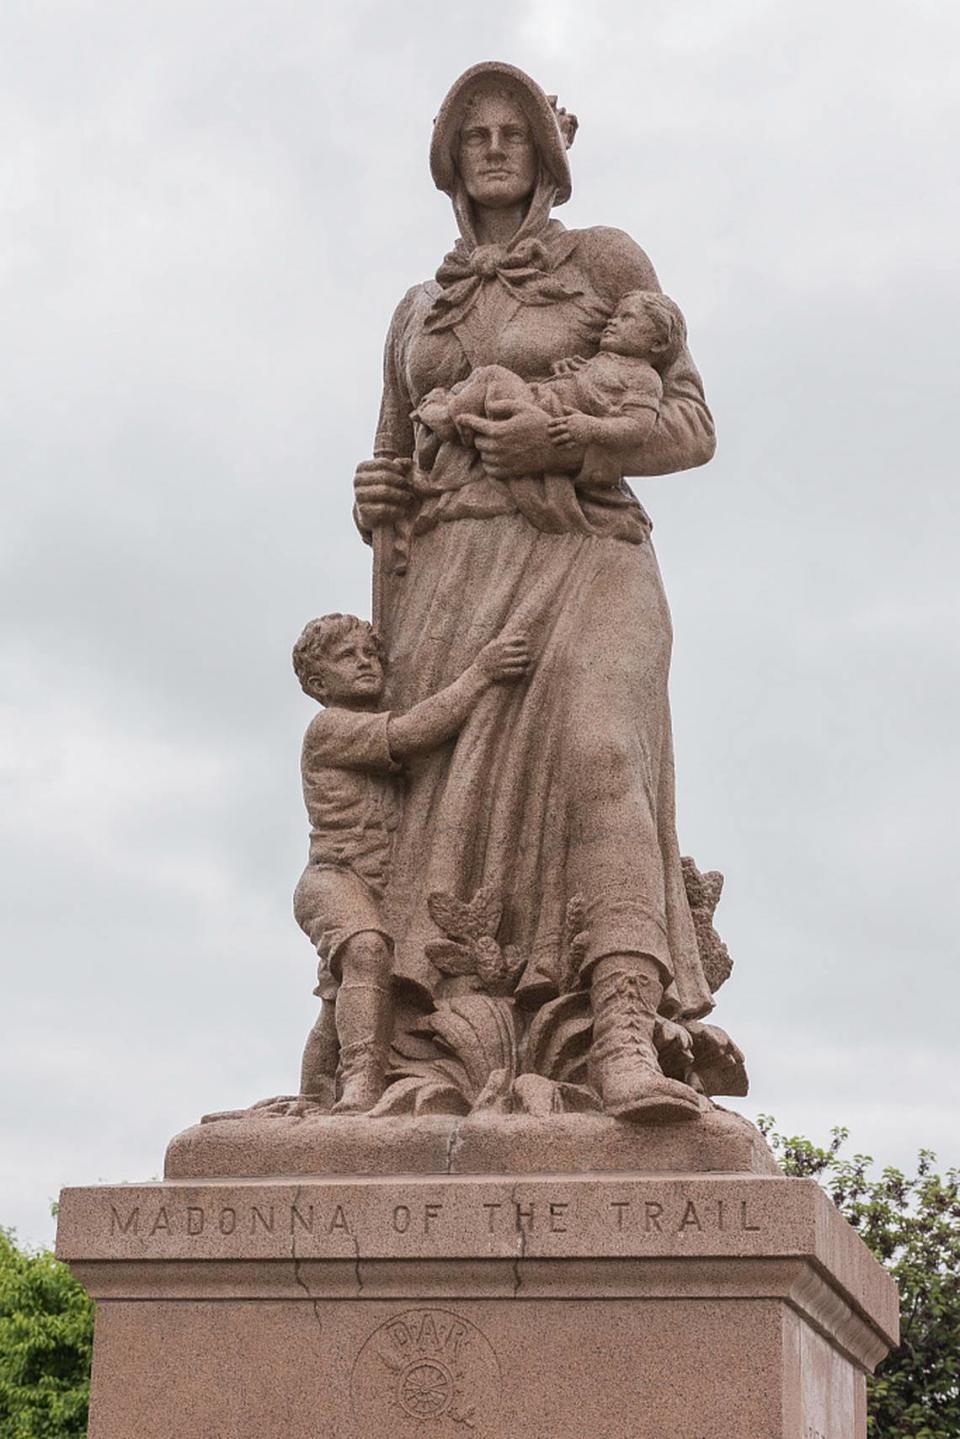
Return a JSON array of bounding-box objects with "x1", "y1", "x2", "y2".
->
[
  {"x1": 57, "y1": 1172, "x2": 897, "y2": 1439},
  {"x1": 165, "y1": 1106, "x2": 777, "y2": 1179}
]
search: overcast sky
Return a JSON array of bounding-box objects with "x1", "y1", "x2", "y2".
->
[{"x1": 3, "y1": 0, "x2": 958, "y2": 1247}]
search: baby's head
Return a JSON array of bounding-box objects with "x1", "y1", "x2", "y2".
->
[
  {"x1": 600, "y1": 291, "x2": 687, "y2": 369},
  {"x1": 292, "y1": 614, "x2": 384, "y2": 707}
]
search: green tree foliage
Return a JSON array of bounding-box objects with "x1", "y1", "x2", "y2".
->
[
  {"x1": 0, "y1": 1228, "x2": 92, "y2": 1439},
  {"x1": 759, "y1": 1118, "x2": 960, "y2": 1439}
]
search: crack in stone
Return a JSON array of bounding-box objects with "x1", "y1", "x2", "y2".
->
[
  {"x1": 444, "y1": 1116, "x2": 464, "y2": 1173},
  {"x1": 351, "y1": 1228, "x2": 363, "y2": 1297},
  {"x1": 510, "y1": 1180, "x2": 525, "y2": 1298},
  {"x1": 290, "y1": 1184, "x2": 324, "y2": 1337}
]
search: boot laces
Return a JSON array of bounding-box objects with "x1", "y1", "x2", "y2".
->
[{"x1": 595, "y1": 971, "x2": 657, "y2": 1061}]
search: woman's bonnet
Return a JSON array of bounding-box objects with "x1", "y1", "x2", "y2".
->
[{"x1": 430, "y1": 60, "x2": 578, "y2": 206}]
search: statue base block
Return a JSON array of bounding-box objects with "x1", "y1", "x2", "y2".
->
[
  {"x1": 166, "y1": 1107, "x2": 778, "y2": 1179},
  {"x1": 57, "y1": 1172, "x2": 898, "y2": 1439}
]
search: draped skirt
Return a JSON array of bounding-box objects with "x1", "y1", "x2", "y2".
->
[{"x1": 379, "y1": 511, "x2": 712, "y2": 1021}]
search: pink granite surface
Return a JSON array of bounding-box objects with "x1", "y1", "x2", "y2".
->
[
  {"x1": 165, "y1": 1107, "x2": 778, "y2": 1180},
  {"x1": 58, "y1": 1172, "x2": 898, "y2": 1439}
]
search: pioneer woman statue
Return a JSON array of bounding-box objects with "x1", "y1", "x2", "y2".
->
[{"x1": 340, "y1": 61, "x2": 737, "y2": 1124}]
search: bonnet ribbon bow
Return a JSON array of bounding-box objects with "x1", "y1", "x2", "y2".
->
[{"x1": 425, "y1": 234, "x2": 581, "y2": 333}]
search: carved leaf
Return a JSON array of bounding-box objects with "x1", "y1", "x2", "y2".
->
[
  {"x1": 700, "y1": 940, "x2": 733, "y2": 994},
  {"x1": 427, "y1": 890, "x2": 477, "y2": 943},
  {"x1": 425, "y1": 938, "x2": 477, "y2": 975},
  {"x1": 684, "y1": 1020, "x2": 749, "y2": 1098},
  {"x1": 413, "y1": 1081, "x2": 473, "y2": 1116},
  {"x1": 501, "y1": 943, "x2": 525, "y2": 979},
  {"x1": 511, "y1": 1072, "x2": 563, "y2": 1116},
  {"x1": 389, "y1": 1024, "x2": 443, "y2": 1063},
  {"x1": 428, "y1": 884, "x2": 504, "y2": 942},
  {"x1": 472, "y1": 937, "x2": 503, "y2": 987},
  {"x1": 469, "y1": 883, "x2": 503, "y2": 940},
  {"x1": 655, "y1": 1018, "x2": 696, "y2": 1082},
  {"x1": 557, "y1": 894, "x2": 590, "y2": 990},
  {"x1": 459, "y1": 939, "x2": 524, "y2": 997},
  {"x1": 471, "y1": 1067, "x2": 513, "y2": 1113},
  {"x1": 366, "y1": 1077, "x2": 426, "y2": 1116},
  {"x1": 563, "y1": 895, "x2": 587, "y2": 938},
  {"x1": 554, "y1": 1081, "x2": 603, "y2": 1113},
  {"x1": 523, "y1": 991, "x2": 593, "y2": 1085},
  {"x1": 385, "y1": 1054, "x2": 471, "y2": 1092},
  {"x1": 682, "y1": 856, "x2": 725, "y2": 918},
  {"x1": 682, "y1": 856, "x2": 734, "y2": 993},
  {"x1": 510, "y1": 1074, "x2": 602, "y2": 1115},
  {"x1": 367, "y1": 1077, "x2": 471, "y2": 1118},
  {"x1": 702, "y1": 869, "x2": 724, "y2": 911},
  {"x1": 428, "y1": 995, "x2": 519, "y2": 1097}
]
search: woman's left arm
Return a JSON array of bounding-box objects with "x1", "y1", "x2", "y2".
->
[
  {"x1": 572, "y1": 227, "x2": 716, "y2": 477},
  {"x1": 626, "y1": 349, "x2": 716, "y2": 476}
]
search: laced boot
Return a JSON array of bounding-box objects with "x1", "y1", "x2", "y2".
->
[
  {"x1": 590, "y1": 956, "x2": 703, "y2": 1122},
  {"x1": 296, "y1": 999, "x2": 339, "y2": 1108},
  {"x1": 331, "y1": 980, "x2": 391, "y2": 1114}
]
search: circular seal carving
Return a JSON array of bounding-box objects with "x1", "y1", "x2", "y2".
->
[{"x1": 351, "y1": 1308, "x2": 501, "y2": 1435}]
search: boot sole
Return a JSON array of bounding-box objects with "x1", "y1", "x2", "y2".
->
[{"x1": 606, "y1": 1092, "x2": 703, "y2": 1124}]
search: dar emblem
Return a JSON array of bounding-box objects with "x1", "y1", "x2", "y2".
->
[{"x1": 351, "y1": 1308, "x2": 501, "y2": 1433}]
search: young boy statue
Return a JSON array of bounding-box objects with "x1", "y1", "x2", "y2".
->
[{"x1": 291, "y1": 613, "x2": 530, "y2": 1114}]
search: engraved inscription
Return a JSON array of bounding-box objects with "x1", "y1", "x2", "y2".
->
[
  {"x1": 101, "y1": 1188, "x2": 764, "y2": 1249},
  {"x1": 105, "y1": 1200, "x2": 358, "y2": 1241},
  {"x1": 605, "y1": 1196, "x2": 760, "y2": 1236},
  {"x1": 351, "y1": 1309, "x2": 501, "y2": 1435},
  {"x1": 110, "y1": 1205, "x2": 139, "y2": 1235}
]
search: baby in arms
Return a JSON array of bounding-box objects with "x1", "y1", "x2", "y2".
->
[{"x1": 413, "y1": 290, "x2": 687, "y2": 486}]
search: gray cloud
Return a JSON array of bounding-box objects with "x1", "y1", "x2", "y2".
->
[{"x1": 3, "y1": 0, "x2": 958, "y2": 1244}]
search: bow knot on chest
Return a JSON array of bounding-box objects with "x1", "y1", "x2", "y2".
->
[
  {"x1": 466, "y1": 238, "x2": 548, "y2": 279},
  {"x1": 426, "y1": 233, "x2": 581, "y2": 333}
]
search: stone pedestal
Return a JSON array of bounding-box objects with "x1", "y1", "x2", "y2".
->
[{"x1": 57, "y1": 1168, "x2": 897, "y2": 1439}]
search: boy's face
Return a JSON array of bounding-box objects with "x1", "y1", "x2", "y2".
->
[
  {"x1": 600, "y1": 297, "x2": 663, "y2": 358},
  {"x1": 313, "y1": 629, "x2": 384, "y2": 706}
]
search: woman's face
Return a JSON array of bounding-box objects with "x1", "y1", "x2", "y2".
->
[{"x1": 457, "y1": 92, "x2": 537, "y2": 210}]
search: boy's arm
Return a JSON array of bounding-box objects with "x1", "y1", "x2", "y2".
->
[
  {"x1": 549, "y1": 409, "x2": 658, "y2": 455},
  {"x1": 387, "y1": 634, "x2": 530, "y2": 759}
]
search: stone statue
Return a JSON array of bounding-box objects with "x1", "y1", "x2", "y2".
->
[{"x1": 209, "y1": 58, "x2": 746, "y2": 1131}]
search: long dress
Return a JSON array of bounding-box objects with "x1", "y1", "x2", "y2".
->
[{"x1": 370, "y1": 218, "x2": 716, "y2": 1022}]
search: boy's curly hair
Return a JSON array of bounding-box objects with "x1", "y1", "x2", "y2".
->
[
  {"x1": 292, "y1": 613, "x2": 379, "y2": 697},
  {"x1": 620, "y1": 290, "x2": 687, "y2": 370}
]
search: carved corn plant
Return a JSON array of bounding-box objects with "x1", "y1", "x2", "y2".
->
[
  {"x1": 375, "y1": 987, "x2": 602, "y2": 1118},
  {"x1": 557, "y1": 894, "x2": 590, "y2": 993},
  {"x1": 658, "y1": 1018, "x2": 748, "y2": 1098},
  {"x1": 425, "y1": 884, "x2": 524, "y2": 996},
  {"x1": 681, "y1": 856, "x2": 733, "y2": 993},
  {"x1": 524, "y1": 991, "x2": 592, "y2": 1086},
  {"x1": 373, "y1": 872, "x2": 750, "y2": 1116}
]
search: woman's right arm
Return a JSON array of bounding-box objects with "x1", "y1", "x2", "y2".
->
[{"x1": 352, "y1": 288, "x2": 419, "y2": 540}]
